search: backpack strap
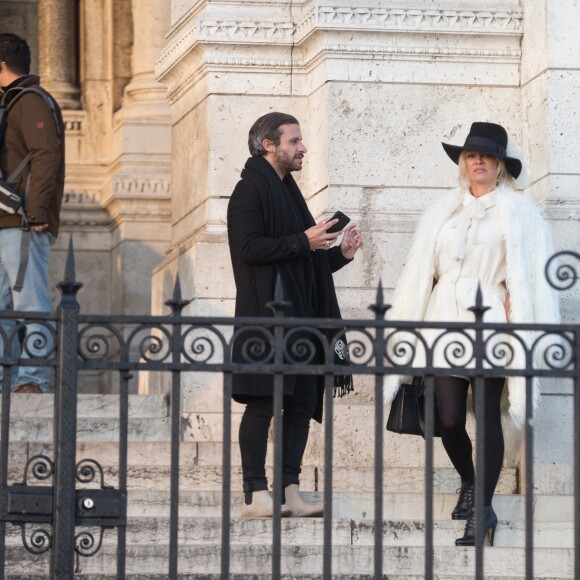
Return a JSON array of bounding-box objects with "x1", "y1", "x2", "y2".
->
[
  {"x1": 6, "y1": 151, "x2": 33, "y2": 184},
  {"x1": 12, "y1": 229, "x2": 31, "y2": 293},
  {"x1": 0, "y1": 86, "x2": 61, "y2": 181},
  {"x1": 3, "y1": 86, "x2": 61, "y2": 135}
]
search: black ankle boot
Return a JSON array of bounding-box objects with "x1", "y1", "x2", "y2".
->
[
  {"x1": 451, "y1": 481, "x2": 474, "y2": 520},
  {"x1": 455, "y1": 505, "x2": 498, "y2": 547}
]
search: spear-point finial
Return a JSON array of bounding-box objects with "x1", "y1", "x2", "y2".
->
[
  {"x1": 468, "y1": 283, "x2": 490, "y2": 321},
  {"x1": 266, "y1": 273, "x2": 291, "y2": 316},
  {"x1": 173, "y1": 274, "x2": 183, "y2": 303},
  {"x1": 164, "y1": 273, "x2": 192, "y2": 316},
  {"x1": 369, "y1": 280, "x2": 391, "y2": 318},
  {"x1": 57, "y1": 235, "x2": 83, "y2": 302},
  {"x1": 64, "y1": 235, "x2": 76, "y2": 283}
]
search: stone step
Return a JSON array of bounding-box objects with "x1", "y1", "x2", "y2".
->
[
  {"x1": 1, "y1": 394, "x2": 169, "y2": 418},
  {"x1": 4, "y1": 399, "x2": 522, "y2": 472},
  {"x1": 2, "y1": 544, "x2": 574, "y2": 577},
  {"x1": 3, "y1": 514, "x2": 572, "y2": 549},
  {"x1": 4, "y1": 464, "x2": 517, "y2": 494},
  {"x1": 123, "y1": 491, "x2": 572, "y2": 522},
  {"x1": 5, "y1": 576, "x2": 428, "y2": 580},
  {"x1": 0, "y1": 577, "x2": 422, "y2": 580},
  {"x1": 6, "y1": 417, "x2": 172, "y2": 442},
  {"x1": 7, "y1": 437, "x2": 467, "y2": 470},
  {"x1": 1, "y1": 576, "x2": 564, "y2": 580},
  {"x1": 1, "y1": 576, "x2": 404, "y2": 580}
]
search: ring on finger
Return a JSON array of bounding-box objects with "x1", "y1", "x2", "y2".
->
[{"x1": 325, "y1": 241, "x2": 330, "y2": 248}]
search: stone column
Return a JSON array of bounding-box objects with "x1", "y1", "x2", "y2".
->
[
  {"x1": 122, "y1": 0, "x2": 170, "y2": 115},
  {"x1": 37, "y1": 0, "x2": 80, "y2": 109}
]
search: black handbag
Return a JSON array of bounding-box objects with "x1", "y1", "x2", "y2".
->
[{"x1": 386, "y1": 376, "x2": 441, "y2": 438}]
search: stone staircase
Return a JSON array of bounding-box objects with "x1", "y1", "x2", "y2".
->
[{"x1": 1, "y1": 394, "x2": 575, "y2": 578}]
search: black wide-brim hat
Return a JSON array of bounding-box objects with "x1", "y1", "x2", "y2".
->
[{"x1": 442, "y1": 122, "x2": 522, "y2": 179}]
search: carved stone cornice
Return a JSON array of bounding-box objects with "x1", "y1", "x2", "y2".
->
[
  {"x1": 166, "y1": 6, "x2": 523, "y2": 48},
  {"x1": 62, "y1": 191, "x2": 99, "y2": 206},
  {"x1": 200, "y1": 19, "x2": 294, "y2": 41},
  {"x1": 60, "y1": 190, "x2": 110, "y2": 228},
  {"x1": 113, "y1": 178, "x2": 171, "y2": 196},
  {"x1": 296, "y1": 7, "x2": 523, "y2": 40},
  {"x1": 103, "y1": 197, "x2": 172, "y2": 223},
  {"x1": 159, "y1": 4, "x2": 523, "y2": 60},
  {"x1": 156, "y1": 27, "x2": 199, "y2": 78},
  {"x1": 63, "y1": 110, "x2": 86, "y2": 135},
  {"x1": 157, "y1": 2, "x2": 524, "y2": 101},
  {"x1": 302, "y1": 43, "x2": 521, "y2": 67}
]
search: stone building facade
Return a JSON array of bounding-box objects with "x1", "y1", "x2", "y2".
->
[{"x1": 2, "y1": 0, "x2": 578, "y2": 492}]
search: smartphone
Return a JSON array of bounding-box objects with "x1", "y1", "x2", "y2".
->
[{"x1": 326, "y1": 210, "x2": 351, "y2": 234}]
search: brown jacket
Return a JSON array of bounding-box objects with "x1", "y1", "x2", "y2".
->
[{"x1": 0, "y1": 75, "x2": 65, "y2": 237}]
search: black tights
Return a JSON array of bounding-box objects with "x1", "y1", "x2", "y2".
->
[
  {"x1": 239, "y1": 377, "x2": 318, "y2": 494},
  {"x1": 435, "y1": 376, "x2": 505, "y2": 506}
]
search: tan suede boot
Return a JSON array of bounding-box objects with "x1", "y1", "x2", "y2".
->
[
  {"x1": 241, "y1": 490, "x2": 292, "y2": 518},
  {"x1": 282, "y1": 484, "x2": 323, "y2": 517}
]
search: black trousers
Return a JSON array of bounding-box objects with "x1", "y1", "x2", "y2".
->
[
  {"x1": 435, "y1": 376, "x2": 505, "y2": 507},
  {"x1": 238, "y1": 376, "x2": 318, "y2": 494}
]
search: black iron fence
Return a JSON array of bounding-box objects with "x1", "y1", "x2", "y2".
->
[{"x1": 0, "y1": 242, "x2": 578, "y2": 579}]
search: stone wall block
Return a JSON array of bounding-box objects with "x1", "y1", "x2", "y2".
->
[
  {"x1": 327, "y1": 83, "x2": 521, "y2": 188},
  {"x1": 547, "y1": 71, "x2": 580, "y2": 175}
]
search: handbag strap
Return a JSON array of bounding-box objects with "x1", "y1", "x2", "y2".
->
[{"x1": 415, "y1": 376, "x2": 437, "y2": 438}]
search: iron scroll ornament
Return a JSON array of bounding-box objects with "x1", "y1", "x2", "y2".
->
[
  {"x1": 13, "y1": 455, "x2": 55, "y2": 555},
  {"x1": 545, "y1": 250, "x2": 580, "y2": 291}
]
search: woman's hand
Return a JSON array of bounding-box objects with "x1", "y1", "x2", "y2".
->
[
  {"x1": 504, "y1": 293, "x2": 511, "y2": 322},
  {"x1": 340, "y1": 224, "x2": 364, "y2": 259},
  {"x1": 305, "y1": 219, "x2": 341, "y2": 251}
]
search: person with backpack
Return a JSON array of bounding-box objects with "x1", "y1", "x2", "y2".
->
[{"x1": 0, "y1": 33, "x2": 65, "y2": 393}]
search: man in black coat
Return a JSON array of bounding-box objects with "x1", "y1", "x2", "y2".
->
[{"x1": 227, "y1": 112, "x2": 363, "y2": 517}]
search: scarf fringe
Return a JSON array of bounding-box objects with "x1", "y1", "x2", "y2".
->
[{"x1": 333, "y1": 374, "x2": 354, "y2": 398}]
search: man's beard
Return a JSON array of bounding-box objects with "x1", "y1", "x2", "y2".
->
[{"x1": 275, "y1": 148, "x2": 302, "y2": 175}]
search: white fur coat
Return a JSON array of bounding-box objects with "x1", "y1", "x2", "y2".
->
[{"x1": 384, "y1": 183, "x2": 560, "y2": 429}]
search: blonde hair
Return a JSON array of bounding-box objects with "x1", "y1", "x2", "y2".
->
[{"x1": 458, "y1": 151, "x2": 518, "y2": 191}]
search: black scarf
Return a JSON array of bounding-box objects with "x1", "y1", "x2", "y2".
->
[{"x1": 241, "y1": 156, "x2": 353, "y2": 397}]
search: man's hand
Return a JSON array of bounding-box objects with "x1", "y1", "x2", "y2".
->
[
  {"x1": 30, "y1": 224, "x2": 49, "y2": 232},
  {"x1": 305, "y1": 219, "x2": 341, "y2": 251},
  {"x1": 340, "y1": 224, "x2": 363, "y2": 259}
]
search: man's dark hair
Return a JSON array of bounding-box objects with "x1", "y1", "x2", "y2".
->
[
  {"x1": 248, "y1": 112, "x2": 299, "y2": 156},
  {"x1": 0, "y1": 33, "x2": 31, "y2": 76}
]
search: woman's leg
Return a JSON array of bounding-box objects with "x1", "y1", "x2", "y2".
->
[
  {"x1": 435, "y1": 376, "x2": 474, "y2": 483},
  {"x1": 471, "y1": 377, "x2": 505, "y2": 506}
]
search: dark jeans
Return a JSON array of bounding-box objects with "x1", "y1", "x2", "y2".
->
[
  {"x1": 239, "y1": 376, "x2": 318, "y2": 494},
  {"x1": 435, "y1": 376, "x2": 505, "y2": 506}
]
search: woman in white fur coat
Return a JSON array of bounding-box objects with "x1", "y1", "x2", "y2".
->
[{"x1": 384, "y1": 122, "x2": 559, "y2": 546}]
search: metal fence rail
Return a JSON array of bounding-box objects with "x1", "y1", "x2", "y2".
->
[{"x1": 0, "y1": 243, "x2": 578, "y2": 579}]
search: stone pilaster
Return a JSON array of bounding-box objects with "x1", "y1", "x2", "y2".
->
[
  {"x1": 37, "y1": 0, "x2": 80, "y2": 109},
  {"x1": 519, "y1": 0, "x2": 580, "y2": 495},
  {"x1": 105, "y1": 0, "x2": 172, "y2": 320}
]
